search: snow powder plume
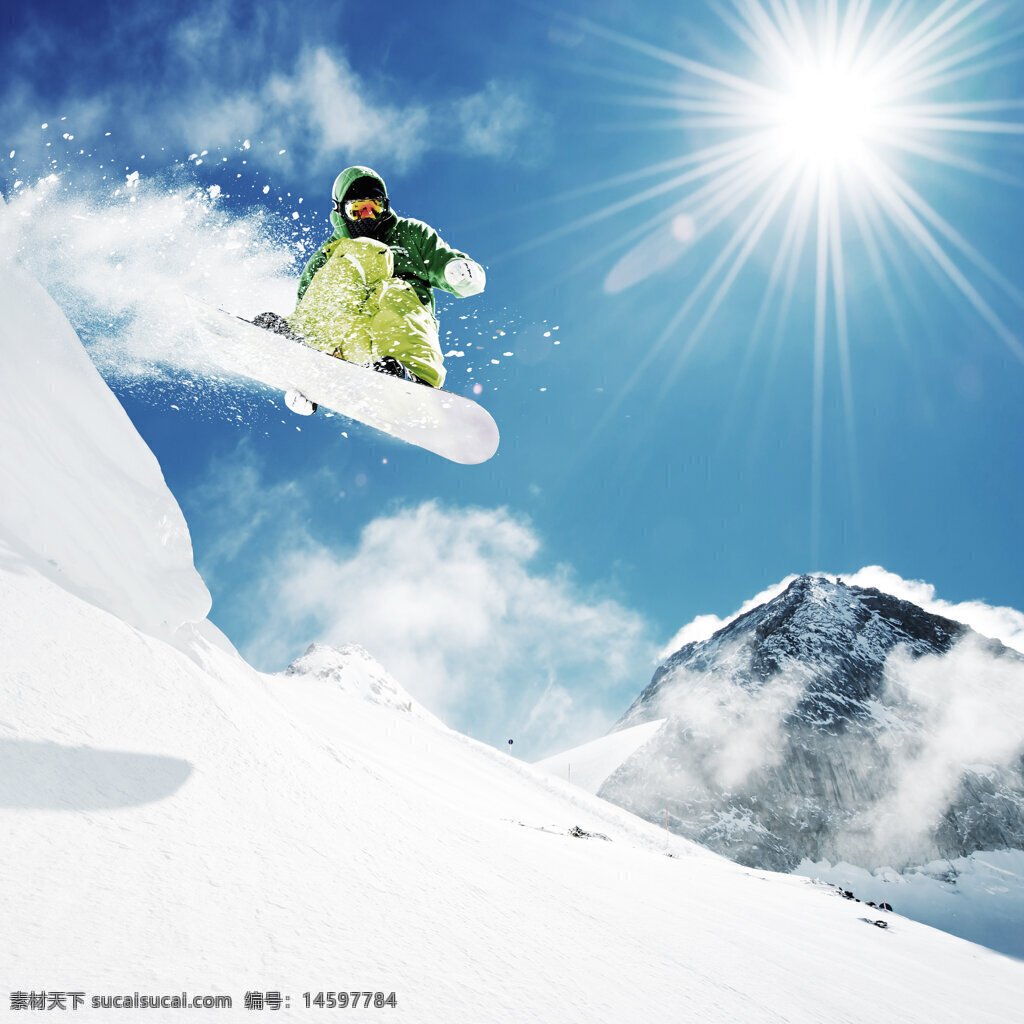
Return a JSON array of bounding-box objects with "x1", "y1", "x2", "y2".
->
[{"x1": 1, "y1": 170, "x2": 303, "y2": 419}]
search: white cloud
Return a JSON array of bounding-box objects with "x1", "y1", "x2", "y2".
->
[
  {"x1": 658, "y1": 577, "x2": 797, "y2": 658},
  {"x1": 298, "y1": 51, "x2": 431, "y2": 166},
  {"x1": 243, "y1": 500, "x2": 656, "y2": 757},
  {"x1": 2, "y1": 17, "x2": 537, "y2": 175},
  {"x1": 182, "y1": 57, "x2": 534, "y2": 170},
  {"x1": 169, "y1": 2, "x2": 233, "y2": 59},
  {"x1": 455, "y1": 81, "x2": 534, "y2": 159},
  {"x1": 843, "y1": 566, "x2": 1024, "y2": 654},
  {"x1": 187, "y1": 47, "x2": 433, "y2": 172},
  {"x1": 524, "y1": 678, "x2": 574, "y2": 736},
  {"x1": 188, "y1": 441, "x2": 316, "y2": 588},
  {"x1": 653, "y1": 657, "x2": 806, "y2": 791},
  {"x1": 848, "y1": 636, "x2": 1024, "y2": 865}
]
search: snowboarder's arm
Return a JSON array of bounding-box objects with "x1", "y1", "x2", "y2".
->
[{"x1": 409, "y1": 220, "x2": 485, "y2": 299}]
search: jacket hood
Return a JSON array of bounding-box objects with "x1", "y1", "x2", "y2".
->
[{"x1": 330, "y1": 166, "x2": 392, "y2": 238}]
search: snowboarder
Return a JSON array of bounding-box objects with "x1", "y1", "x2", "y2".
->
[{"x1": 255, "y1": 166, "x2": 485, "y2": 413}]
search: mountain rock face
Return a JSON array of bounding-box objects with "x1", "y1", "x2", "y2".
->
[{"x1": 601, "y1": 576, "x2": 1024, "y2": 872}]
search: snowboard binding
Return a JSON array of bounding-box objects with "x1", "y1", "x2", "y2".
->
[
  {"x1": 253, "y1": 311, "x2": 306, "y2": 343},
  {"x1": 372, "y1": 356, "x2": 430, "y2": 387}
]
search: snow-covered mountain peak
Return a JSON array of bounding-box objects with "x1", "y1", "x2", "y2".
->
[
  {"x1": 621, "y1": 573, "x2": 1009, "y2": 731},
  {"x1": 750, "y1": 574, "x2": 968, "y2": 655},
  {"x1": 283, "y1": 641, "x2": 432, "y2": 718},
  {"x1": 599, "y1": 573, "x2": 1024, "y2": 940}
]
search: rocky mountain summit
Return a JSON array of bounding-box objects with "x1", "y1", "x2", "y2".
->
[{"x1": 601, "y1": 575, "x2": 1024, "y2": 872}]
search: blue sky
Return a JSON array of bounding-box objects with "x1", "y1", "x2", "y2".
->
[{"x1": 4, "y1": 0, "x2": 1023, "y2": 758}]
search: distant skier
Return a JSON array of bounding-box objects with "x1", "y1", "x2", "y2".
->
[{"x1": 255, "y1": 166, "x2": 485, "y2": 412}]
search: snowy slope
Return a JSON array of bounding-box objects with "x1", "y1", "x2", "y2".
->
[
  {"x1": 1, "y1": 254, "x2": 1023, "y2": 1021},
  {"x1": 4, "y1": 568, "x2": 1023, "y2": 1023},
  {"x1": 283, "y1": 641, "x2": 440, "y2": 721},
  {"x1": 0, "y1": 215, "x2": 210, "y2": 638},
  {"x1": 534, "y1": 719, "x2": 666, "y2": 792},
  {"x1": 800, "y1": 851, "x2": 1024, "y2": 961}
]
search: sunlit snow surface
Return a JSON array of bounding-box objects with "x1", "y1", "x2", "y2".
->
[
  {"x1": 535, "y1": 718, "x2": 666, "y2": 792},
  {"x1": 1, "y1": 252, "x2": 1022, "y2": 1020},
  {"x1": 800, "y1": 852, "x2": 1024, "y2": 962},
  {"x1": 0, "y1": 226, "x2": 209, "y2": 637},
  {"x1": 5, "y1": 567, "x2": 1024, "y2": 1022}
]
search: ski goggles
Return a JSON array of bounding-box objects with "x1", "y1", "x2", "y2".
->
[{"x1": 333, "y1": 196, "x2": 385, "y2": 221}]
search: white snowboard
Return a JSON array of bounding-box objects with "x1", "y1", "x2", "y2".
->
[{"x1": 187, "y1": 299, "x2": 499, "y2": 465}]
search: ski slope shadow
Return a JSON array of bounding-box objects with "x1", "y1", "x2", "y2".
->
[{"x1": 0, "y1": 739, "x2": 192, "y2": 809}]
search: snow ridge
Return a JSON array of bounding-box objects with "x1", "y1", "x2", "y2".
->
[{"x1": 0, "y1": 232, "x2": 209, "y2": 638}]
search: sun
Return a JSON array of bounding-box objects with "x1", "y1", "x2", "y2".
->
[
  {"x1": 771, "y1": 60, "x2": 883, "y2": 169},
  {"x1": 548, "y1": 0, "x2": 1023, "y2": 362}
]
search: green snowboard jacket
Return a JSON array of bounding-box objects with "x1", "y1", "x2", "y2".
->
[{"x1": 297, "y1": 165, "x2": 472, "y2": 316}]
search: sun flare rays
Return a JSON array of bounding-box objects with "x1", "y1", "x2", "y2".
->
[{"x1": 559, "y1": 0, "x2": 1023, "y2": 558}]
